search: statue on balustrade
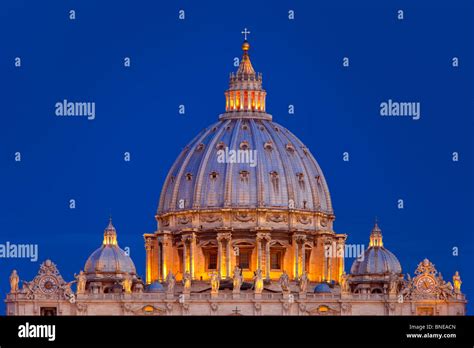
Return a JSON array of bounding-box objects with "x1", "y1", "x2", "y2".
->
[
  {"x1": 279, "y1": 270, "x2": 290, "y2": 293},
  {"x1": 233, "y1": 266, "x2": 242, "y2": 293}
]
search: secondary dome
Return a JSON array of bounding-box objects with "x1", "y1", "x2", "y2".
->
[
  {"x1": 350, "y1": 222, "x2": 402, "y2": 275},
  {"x1": 84, "y1": 219, "x2": 136, "y2": 275},
  {"x1": 314, "y1": 283, "x2": 332, "y2": 293},
  {"x1": 157, "y1": 41, "x2": 332, "y2": 216}
]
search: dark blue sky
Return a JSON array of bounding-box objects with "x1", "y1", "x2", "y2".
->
[{"x1": 0, "y1": 0, "x2": 472, "y2": 314}]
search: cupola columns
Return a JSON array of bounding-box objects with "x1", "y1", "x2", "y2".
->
[
  {"x1": 225, "y1": 40, "x2": 267, "y2": 113},
  {"x1": 103, "y1": 218, "x2": 118, "y2": 246},
  {"x1": 369, "y1": 219, "x2": 384, "y2": 247}
]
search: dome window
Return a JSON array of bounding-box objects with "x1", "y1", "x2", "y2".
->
[
  {"x1": 240, "y1": 141, "x2": 250, "y2": 150},
  {"x1": 210, "y1": 171, "x2": 219, "y2": 180},
  {"x1": 264, "y1": 141, "x2": 273, "y2": 151},
  {"x1": 185, "y1": 173, "x2": 193, "y2": 181},
  {"x1": 196, "y1": 143, "x2": 205, "y2": 151},
  {"x1": 270, "y1": 171, "x2": 280, "y2": 193},
  {"x1": 242, "y1": 124, "x2": 249, "y2": 131},
  {"x1": 297, "y1": 173, "x2": 305, "y2": 190},
  {"x1": 239, "y1": 170, "x2": 250, "y2": 183},
  {"x1": 216, "y1": 141, "x2": 226, "y2": 150},
  {"x1": 315, "y1": 175, "x2": 322, "y2": 186},
  {"x1": 286, "y1": 143, "x2": 295, "y2": 153}
]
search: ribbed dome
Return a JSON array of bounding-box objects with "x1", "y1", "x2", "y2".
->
[
  {"x1": 84, "y1": 219, "x2": 136, "y2": 275},
  {"x1": 314, "y1": 283, "x2": 332, "y2": 293},
  {"x1": 158, "y1": 118, "x2": 332, "y2": 214},
  {"x1": 350, "y1": 222, "x2": 402, "y2": 275},
  {"x1": 146, "y1": 281, "x2": 164, "y2": 292},
  {"x1": 350, "y1": 247, "x2": 402, "y2": 275}
]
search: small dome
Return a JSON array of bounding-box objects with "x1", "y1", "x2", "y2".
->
[
  {"x1": 314, "y1": 283, "x2": 331, "y2": 293},
  {"x1": 146, "y1": 281, "x2": 164, "y2": 292},
  {"x1": 84, "y1": 219, "x2": 136, "y2": 275},
  {"x1": 350, "y1": 222, "x2": 402, "y2": 275},
  {"x1": 351, "y1": 248, "x2": 402, "y2": 275}
]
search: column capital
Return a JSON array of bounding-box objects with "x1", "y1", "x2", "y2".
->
[
  {"x1": 292, "y1": 233, "x2": 307, "y2": 243},
  {"x1": 216, "y1": 232, "x2": 232, "y2": 241},
  {"x1": 256, "y1": 232, "x2": 271, "y2": 241},
  {"x1": 181, "y1": 233, "x2": 196, "y2": 243},
  {"x1": 144, "y1": 236, "x2": 155, "y2": 251},
  {"x1": 335, "y1": 233, "x2": 348, "y2": 242},
  {"x1": 253, "y1": 226, "x2": 272, "y2": 232}
]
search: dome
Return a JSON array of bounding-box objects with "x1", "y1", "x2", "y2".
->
[
  {"x1": 146, "y1": 281, "x2": 164, "y2": 292},
  {"x1": 314, "y1": 283, "x2": 331, "y2": 293},
  {"x1": 350, "y1": 222, "x2": 402, "y2": 275},
  {"x1": 350, "y1": 248, "x2": 402, "y2": 275},
  {"x1": 84, "y1": 219, "x2": 136, "y2": 275},
  {"x1": 157, "y1": 118, "x2": 332, "y2": 214},
  {"x1": 157, "y1": 42, "x2": 332, "y2": 217},
  {"x1": 156, "y1": 40, "x2": 335, "y2": 237}
]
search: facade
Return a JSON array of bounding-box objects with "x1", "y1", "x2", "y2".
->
[{"x1": 5, "y1": 40, "x2": 466, "y2": 316}]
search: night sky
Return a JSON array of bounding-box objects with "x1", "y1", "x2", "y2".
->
[{"x1": 0, "y1": 0, "x2": 472, "y2": 314}]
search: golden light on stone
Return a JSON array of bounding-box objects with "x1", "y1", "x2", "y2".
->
[
  {"x1": 5, "y1": 36, "x2": 466, "y2": 317},
  {"x1": 143, "y1": 305, "x2": 154, "y2": 312}
]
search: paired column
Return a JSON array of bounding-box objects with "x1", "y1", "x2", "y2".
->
[
  {"x1": 144, "y1": 235, "x2": 154, "y2": 284},
  {"x1": 217, "y1": 232, "x2": 232, "y2": 279},
  {"x1": 181, "y1": 233, "x2": 196, "y2": 279},
  {"x1": 293, "y1": 234, "x2": 307, "y2": 280},
  {"x1": 217, "y1": 236, "x2": 222, "y2": 278},
  {"x1": 265, "y1": 237, "x2": 271, "y2": 280},
  {"x1": 156, "y1": 238, "x2": 162, "y2": 280},
  {"x1": 294, "y1": 241, "x2": 299, "y2": 279},
  {"x1": 336, "y1": 237, "x2": 346, "y2": 283},
  {"x1": 153, "y1": 232, "x2": 169, "y2": 281},
  {"x1": 301, "y1": 243, "x2": 306, "y2": 275},
  {"x1": 226, "y1": 237, "x2": 231, "y2": 278},
  {"x1": 256, "y1": 232, "x2": 271, "y2": 279},
  {"x1": 182, "y1": 238, "x2": 188, "y2": 272},
  {"x1": 323, "y1": 238, "x2": 332, "y2": 282}
]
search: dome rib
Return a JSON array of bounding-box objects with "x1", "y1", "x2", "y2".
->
[
  {"x1": 169, "y1": 124, "x2": 219, "y2": 211},
  {"x1": 262, "y1": 121, "x2": 298, "y2": 208},
  {"x1": 192, "y1": 119, "x2": 231, "y2": 209},
  {"x1": 283, "y1": 126, "x2": 333, "y2": 212},
  {"x1": 223, "y1": 119, "x2": 243, "y2": 207},
  {"x1": 274, "y1": 123, "x2": 320, "y2": 211},
  {"x1": 284, "y1": 129, "x2": 322, "y2": 210},
  {"x1": 158, "y1": 127, "x2": 210, "y2": 214},
  {"x1": 249, "y1": 119, "x2": 265, "y2": 206},
  {"x1": 262, "y1": 121, "x2": 294, "y2": 209}
]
